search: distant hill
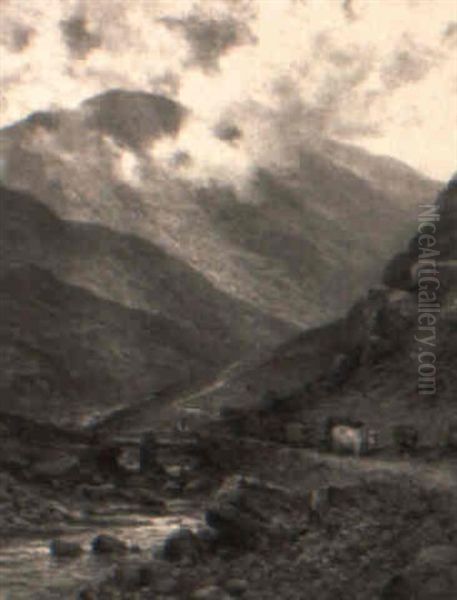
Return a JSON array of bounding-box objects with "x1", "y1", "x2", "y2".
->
[{"x1": 0, "y1": 185, "x2": 294, "y2": 425}]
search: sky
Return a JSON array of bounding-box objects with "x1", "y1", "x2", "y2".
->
[{"x1": 0, "y1": 0, "x2": 456, "y2": 182}]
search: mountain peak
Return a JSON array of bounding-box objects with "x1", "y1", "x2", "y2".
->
[{"x1": 81, "y1": 90, "x2": 186, "y2": 150}]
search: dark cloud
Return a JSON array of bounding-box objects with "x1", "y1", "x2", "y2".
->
[
  {"x1": 11, "y1": 26, "x2": 34, "y2": 51},
  {"x1": 443, "y1": 22, "x2": 457, "y2": 47},
  {"x1": 342, "y1": 0, "x2": 357, "y2": 22},
  {"x1": 160, "y1": 14, "x2": 255, "y2": 72},
  {"x1": 60, "y1": 15, "x2": 101, "y2": 59},
  {"x1": 171, "y1": 151, "x2": 192, "y2": 168},
  {"x1": 381, "y1": 43, "x2": 436, "y2": 90},
  {"x1": 214, "y1": 122, "x2": 243, "y2": 144},
  {"x1": 1, "y1": 24, "x2": 34, "y2": 52}
]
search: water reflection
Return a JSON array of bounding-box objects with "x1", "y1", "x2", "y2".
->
[{"x1": 0, "y1": 512, "x2": 202, "y2": 599}]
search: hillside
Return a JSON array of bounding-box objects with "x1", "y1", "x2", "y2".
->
[
  {"x1": 0, "y1": 89, "x2": 442, "y2": 425},
  {"x1": 185, "y1": 177, "x2": 457, "y2": 438},
  {"x1": 0, "y1": 184, "x2": 294, "y2": 426},
  {"x1": 0, "y1": 177, "x2": 455, "y2": 600}
]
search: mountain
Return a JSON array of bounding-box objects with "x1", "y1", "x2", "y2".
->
[
  {"x1": 0, "y1": 184, "x2": 295, "y2": 426},
  {"x1": 0, "y1": 89, "x2": 442, "y2": 425},
  {"x1": 179, "y1": 177, "x2": 457, "y2": 434}
]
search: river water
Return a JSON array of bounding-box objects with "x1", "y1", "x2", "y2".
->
[{"x1": 0, "y1": 510, "x2": 202, "y2": 599}]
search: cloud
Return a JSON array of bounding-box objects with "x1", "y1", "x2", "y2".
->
[
  {"x1": 160, "y1": 13, "x2": 256, "y2": 72},
  {"x1": 342, "y1": 0, "x2": 357, "y2": 22},
  {"x1": 381, "y1": 36, "x2": 439, "y2": 90},
  {"x1": 0, "y1": 0, "x2": 455, "y2": 181},
  {"x1": 60, "y1": 14, "x2": 101, "y2": 59},
  {"x1": 0, "y1": 18, "x2": 34, "y2": 53}
]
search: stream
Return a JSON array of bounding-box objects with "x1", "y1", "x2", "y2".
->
[{"x1": 0, "y1": 509, "x2": 202, "y2": 599}]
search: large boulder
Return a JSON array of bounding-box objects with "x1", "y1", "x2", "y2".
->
[
  {"x1": 205, "y1": 477, "x2": 272, "y2": 549},
  {"x1": 162, "y1": 527, "x2": 202, "y2": 563},
  {"x1": 91, "y1": 534, "x2": 128, "y2": 554},
  {"x1": 113, "y1": 561, "x2": 155, "y2": 591}
]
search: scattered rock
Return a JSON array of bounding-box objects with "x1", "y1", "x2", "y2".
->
[
  {"x1": 382, "y1": 545, "x2": 457, "y2": 600},
  {"x1": 192, "y1": 585, "x2": 232, "y2": 600},
  {"x1": 113, "y1": 561, "x2": 154, "y2": 590},
  {"x1": 225, "y1": 578, "x2": 248, "y2": 596},
  {"x1": 50, "y1": 539, "x2": 83, "y2": 558},
  {"x1": 185, "y1": 477, "x2": 212, "y2": 494},
  {"x1": 165, "y1": 465, "x2": 183, "y2": 479},
  {"x1": 91, "y1": 534, "x2": 128, "y2": 554},
  {"x1": 162, "y1": 527, "x2": 201, "y2": 563},
  {"x1": 205, "y1": 501, "x2": 265, "y2": 549},
  {"x1": 414, "y1": 544, "x2": 457, "y2": 568}
]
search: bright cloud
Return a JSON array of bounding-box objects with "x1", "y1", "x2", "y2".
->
[{"x1": 0, "y1": 0, "x2": 455, "y2": 181}]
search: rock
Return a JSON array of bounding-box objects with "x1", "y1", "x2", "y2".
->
[
  {"x1": 113, "y1": 561, "x2": 154, "y2": 590},
  {"x1": 284, "y1": 422, "x2": 307, "y2": 446},
  {"x1": 446, "y1": 422, "x2": 457, "y2": 450},
  {"x1": 91, "y1": 534, "x2": 128, "y2": 554},
  {"x1": 50, "y1": 539, "x2": 83, "y2": 558},
  {"x1": 414, "y1": 544, "x2": 457, "y2": 568},
  {"x1": 79, "y1": 483, "x2": 116, "y2": 501},
  {"x1": 139, "y1": 432, "x2": 161, "y2": 474},
  {"x1": 32, "y1": 455, "x2": 79, "y2": 479},
  {"x1": 308, "y1": 488, "x2": 331, "y2": 523},
  {"x1": 383, "y1": 545, "x2": 457, "y2": 600},
  {"x1": 165, "y1": 465, "x2": 183, "y2": 479},
  {"x1": 162, "y1": 527, "x2": 201, "y2": 563},
  {"x1": 393, "y1": 425, "x2": 419, "y2": 452},
  {"x1": 164, "y1": 481, "x2": 182, "y2": 494},
  {"x1": 225, "y1": 578, "x2": 248, "y2": 596},
  {"x1": 195, "y1": 526, "x2": 220, "y2": 550},
  {"x1": 328, "y1": 352, "x2": 359, "y2": 386},
  {"x1": 185, "y1": 477, "x2": 211, "y2": 494},
  {"x1": 93, "y1": 444, "x2": 122, "y2": 475},
  {"x1": 78, "y1": 585, "x2": 97, "y2": 600},
  {"x1": 135, "y1": 489, "x2": 165, "y2": 510},
  {"x1": 192, "y1": 586, "x2": 232, "y2": 600},
  {"x1": 205, "y1": 502, "x2": 265, "y2": 549},
  {"x1": 155, "y1": 577, "x2": 178, "y2": 594}
]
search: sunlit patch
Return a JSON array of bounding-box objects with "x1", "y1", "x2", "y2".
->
[
  {"x1": 117, "y1": 149, "x2": 141, "y2": 187},
  {"x1": 150, "y1": 116, "x2": 253, "y2": 193}
]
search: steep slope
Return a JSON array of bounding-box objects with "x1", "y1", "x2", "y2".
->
[
  {"x1": 181, "y1": 177, "x2": 456, "y2": 430},
  {"x1": 0, "y1": 185, "x2": 295, "y2": 425}
]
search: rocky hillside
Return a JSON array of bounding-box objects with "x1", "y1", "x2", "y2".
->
[
  {"x1": 176, "y1": 177, "x2": 457, "y2": 437},
  {"x1": 0, "y1": 89, "x2": 441, "y2": 425}
]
